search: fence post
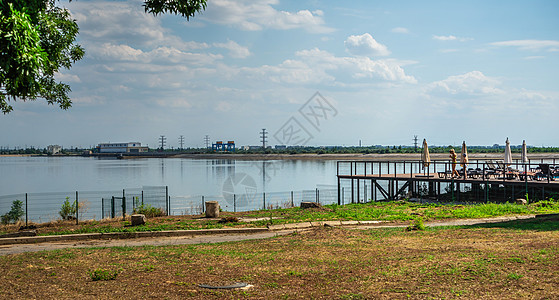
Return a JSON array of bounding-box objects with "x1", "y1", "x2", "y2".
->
[
  {"x1": 111, "y1": 196, "x2": 115, "y2": 218},
  {"x1": 25, "y1": 193, "x2": 28, "y2": 226},
  {"x1": 165, "y1": 186, "x2": 169, "y2": 216},
  {"x1": 75, "y1": 191, "x2": 79, "y2": 225},
  {"x1": 122, "y1": 196, "x2": 126, "y2": 220},
  {"x1": 234, "y1": 194, "x2": 236, "y2": 212},
  {"x1": 102, "y1": 198, "x2": 104, "y2": 219},
  {"x1": 291, "y1": 191, "x2": 294, "y2": 207},
  {"x1": 263, "y1": 192, "x2": 266, "y2": 210},
  {"x1": 202, "y1": 196, "x2": 205, "y2": 213},
  {"x1": 141, "y1": 190, "x2": 144, "y2": 205}
]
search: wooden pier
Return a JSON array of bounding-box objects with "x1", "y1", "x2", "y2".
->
[{"x1": 337, "y1": 160, "x2": 559, "y2": 204}]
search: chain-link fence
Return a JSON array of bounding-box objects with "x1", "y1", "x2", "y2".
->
[
  {"x1": 167, "y1": 186, "x2": 338, "y2": 215},
  {"x1": 0, "y1": 186, "x2": 168, "y2": 225},
  {"x1": 1, "y1": 185, "x2": 341, "y2": 224}
]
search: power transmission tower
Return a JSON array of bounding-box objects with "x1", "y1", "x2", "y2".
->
[
  {"x1": 260, "y1": 128, "x2": 268, "y2": 148},
  {"x1": 178, "y1": 135, "x2": 184, "y2": 150},
  {"x1": 204, "y1": 135, "x2": 210, "y2": 148},
  {"x1": 159, "y1": 135, "x2": 166, "y2": 150},
  {"x1": 413, "y1": 135, "x2": 418, "y2": 151}
]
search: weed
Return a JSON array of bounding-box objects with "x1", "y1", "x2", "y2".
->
[
  {"x1": 263, "y1": 282, "x2": 279, "y2": 288},
  {"x1": 406, "y1": 217, "x2": 426, "y2": 231},
  {"x1": 340, "y1": 293, "x2": 365, "y2": 300},
  {"x1": 1, "y1": 200, "x2": 24, "y2": 224},
  {"x1": 133, "y1": 204, "x2": 165, "y2": 218},
  {"x1": 507, "y1": 273, "x2": 524, "y2": 280},
  {"x1": 286, "y1": 270, "x2": 303, "y2": 277},
  {"x1": 59, "y1": 197, "x2": 76, "y2": 220},
  {"x1": 88, "y1": 268, "x2": 119, "y2": 281}
]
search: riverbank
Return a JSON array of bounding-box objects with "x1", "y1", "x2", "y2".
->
[
  {"x1": 1, "y1": 216, "x2": 558, "y2": 299},
  {"x1": 4, "y1": 152, "x2": 559, "y2": 161},
  {"x1": 173, "y1": 152, "x2": 559, "y2": 161}
]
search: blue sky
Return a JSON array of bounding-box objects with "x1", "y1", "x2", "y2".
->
[{"x1": 1, "y1": 0, "x2": 558, "y2": 148}]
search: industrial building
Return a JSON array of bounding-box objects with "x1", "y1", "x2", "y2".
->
[{"x1": 97, "y1": 142, "x2": 148, "y2": 153}]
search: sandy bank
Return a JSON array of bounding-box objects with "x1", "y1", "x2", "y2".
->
[{"x1": 173, "y1": 153, "x2": 559, "y2": 161}]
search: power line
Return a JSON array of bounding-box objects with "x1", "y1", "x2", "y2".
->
[
  {"x1": 260, "y1": 128, "x2": 268, "y2": 148},
  {"x1": 178, "y1": 135, "x2": 184, "y2": 150},
  {"x1": 413, "y1": 135, "x2": 418, "y2": 150},
  {"x1": 159, "y1": 135, "x2": 166, "y2": 150}
]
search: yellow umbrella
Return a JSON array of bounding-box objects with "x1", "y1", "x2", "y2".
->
[
  {"x1": 460, "y1": 141, "x2": 469, "y2": 169},
  {"x1": 421, "y1": 139, "x2": 430, "y2": 169}
]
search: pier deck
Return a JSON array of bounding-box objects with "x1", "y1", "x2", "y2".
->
[{"x1": 336, "y1": 160, "x2": 559, "y2": 204}]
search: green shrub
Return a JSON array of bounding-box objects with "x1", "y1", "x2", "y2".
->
[
  {"x1": 88, "y1": 268, "x2": 119, "y2": 281},
  {"x1": 1, "y1": 200, "x2": 24, "y2": 224},
  {"x1": 133, "y1": 204, "x2": 165, "y2": 218},
  {"x1": 59, "y1": 197, "x2": 77, "y2": 220},
  {"x1": 406, "y1": 217, "x2": 426, "y2": 231}
]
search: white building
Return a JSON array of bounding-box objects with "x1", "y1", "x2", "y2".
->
[
  {"x1": 97, "y1": 142, "x2": 148, "y2": 153},
  {"x1": 47, "y1": 145, "x2": 62, "y2": 155}
]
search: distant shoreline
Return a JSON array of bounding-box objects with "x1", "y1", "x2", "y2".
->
[
  {"x1": 3, "y1": 152, "x2": 559, "y2": 161},
  {"x1": 171, "y1": 152, "x2": 559, "y2": 161}
]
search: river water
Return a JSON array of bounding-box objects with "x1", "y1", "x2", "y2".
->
[
  {"x1": 2, "y1": 156, "x2": 552, "y2": 222},
  {"x1": 0, "y1": 156, "x2": 338, "y2": 221}
]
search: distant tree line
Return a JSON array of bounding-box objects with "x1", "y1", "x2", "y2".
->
[{"x1": 3, "y1": 145, "x2": 559, "y2": 156}]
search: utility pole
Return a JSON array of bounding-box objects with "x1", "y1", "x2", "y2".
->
[
  {"x1": 413, "y1": 135, "x2": 418, "y2": 151},
  {"x1": 159, "y1": 135, "x2": 166, "y2": 150},
  {"x1": 178, "y1": 135, "x2": 184, "y2": 150},
  {"x1": 260, "y1": 128, "x2": 268, "y2": 149},
  {"x1": 204, "y1": 135, "x2": 210, "y2": 149}
]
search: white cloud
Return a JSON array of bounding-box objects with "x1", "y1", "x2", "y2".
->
[
  {"x1": 426, "y1": 71, "x2": 503, "y2": 96},
  {"x1": 201, "y1": 0, "x2": 334, "y2": 33},
  {"x1": 213, "y1": 40, "x2": 251, "y2": 58},
  {"x1": 69, "y1": 1, "x2": 166, "y2": 47},
  {"x1": 55, "y1": 73, "x2": 81, "y2": 83},
  {"x1": 345, "y1": 33, "x2": 390, "y2": 57},
  {"x1": 237, "y1": 48, "x2": 416, "y2": 86},
  {"x1": 391, "y1": 27, "x2": 409, "y2": 34},
  {"x1": 523, "y1": 56, "x2": 545, "y2": 60},
  {"x1": 433, "y1": 35, "x2": 472, "y2": 42},
  {"x1": 89, "y1": 43, "x2": 223, "y2": 66},
  {"x1": 490, "y1": 40, "x2": 559, "y2": 51}
]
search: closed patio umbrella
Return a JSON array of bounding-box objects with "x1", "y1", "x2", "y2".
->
[
  {"x1": 421, "y1": 139, "x2": 430, "y2": 169},
  {"x1": 460, "y1": 141, "x2": 468, "y2": 168},
  {"x1": 461, "y1": 141, "x2": 468, "y2": 178},
  {"x1": 521, "y1": 140, "x2": 528, "y2": 164},
  {"x1": 504, "y1": 138, "x2": 513, "y2": 166}
]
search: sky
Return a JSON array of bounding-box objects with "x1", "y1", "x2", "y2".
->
[{"x1": 1, "y1": 0, "x2": 558, "y2": 149}]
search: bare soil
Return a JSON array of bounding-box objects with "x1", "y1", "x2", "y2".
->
[{"x1": 1, "y1": 221, "x2": 558, "y2": 299}]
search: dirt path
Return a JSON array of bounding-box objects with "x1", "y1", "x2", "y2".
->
[
  {"x1": 0, "y1": 215, "x2": 535, "y2": 256},
  {"x1": 0, "y1": 230, "x2": 296, "y2": 256}
]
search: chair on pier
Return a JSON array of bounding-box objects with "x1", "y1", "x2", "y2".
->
[
  {"x1": 484, "y1": 161, "x2": 499, "y2": 179},
  {"x1": 467, "y1": 168, "x2": 483, "y2": 179},
  {"x1": 534, "y1": 164, "x2": 555, "y2": 181}
]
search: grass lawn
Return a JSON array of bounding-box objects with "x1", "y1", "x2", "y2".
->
[
  {"x1": 1, "y1": 218, "x2": 558, "y2": 299},
  {"x1": 1, "y1": 200, "x2": 559, "y2": 236}
]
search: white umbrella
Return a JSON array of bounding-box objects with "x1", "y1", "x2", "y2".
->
[
  {"x1": 504, "y1": 137, "x2": 512, "y2": 166},
  {"x1": 421, "y1": 139, "x2": 430, "y2": 169},
  {"x1": 521, "y1": 140, "x2": 528, "y2": 164}
]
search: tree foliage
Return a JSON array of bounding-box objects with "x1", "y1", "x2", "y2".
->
[
  {"x1": 0, "y1": 0, "x2": 84, "y2": 114},
  {"x1": 143, "y1": 0, "x2": 207, "y2": 19},
  {"x1": 0, "y1": 0, "x2": 206, "y2": 114}
]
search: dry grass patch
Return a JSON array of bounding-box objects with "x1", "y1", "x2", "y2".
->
[{"x1": 1, "y1": 221, "x2": 559, "y2": 299}]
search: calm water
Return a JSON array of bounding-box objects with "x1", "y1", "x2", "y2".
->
[
  {"x1": 0, "y1": 156, "x2": 339, "y2": 220},
  {"x1": 2, "y1": 156, "x2": 548, "y2": 221},
  {"x1": 0, "y1": 156, "x2": 338, "y2": 196}
]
